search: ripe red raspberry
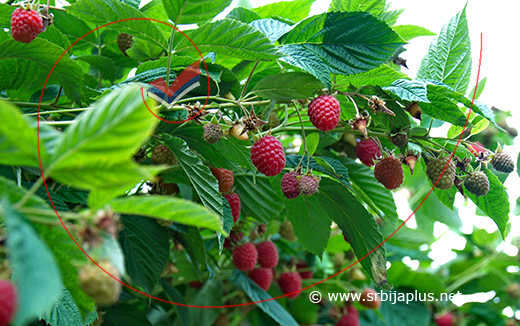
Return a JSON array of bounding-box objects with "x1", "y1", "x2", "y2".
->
[
  {"x1": 223, "y1": 231, "x2": 243, "y2": 249},
  {"x1": 491, "y1": 150, "x2": 514, "y2": 173},
  {"x1": 0, "y1": 280, "x2": 17, "y2": 326},
  {"x1": 151, "y1": 144, "x2": 178, "y2": 165},
  {"x1": 355, "y1": 139, "x2": 381, "y2": 166},
  {"x1": 278, "y1": 272, "x2": 302, "y2": 299},
  {"x1": 296, "y1": 261, "x2": 313, "y2": 279},
  {"x1": 232, "y1": 242, "x2": 258, "y2": 271},
  {"x1": 223, "y1": 193, "x2": 241, "y2": 223},
  {"x1": 281, "y1": 172, "x2": 301, "y2": 199},
  {"x1": 250, "y1": 135, "x2": 286, "y2": 176},
  {"x1": 298, "y1": 173, "x2": 321, "y2": 196},
  {"x1": 116, "y1": 33, "x2": 133, "y2": 55},
  {"x1": 426, "y1": 157, "x2": 456, "y2": 189},
  {"x1": 11, "y1": 8, "x2": 43, "y2": 43},
  {"x1": 374, "y1": 156, "x2": 404, "y2": 190},
  {"x1": 211, "y1": 167, "x2": 234, "y2": 194},
  {"x1": 464, "y1": 171, "x2": 489, "y2": 196},
  {"x1": 256, "y1": 240, "x2": 279, "y2": 268},
  {"x1": 78, "y1": 261, "x2": 122, "y2": 305},
  {"x1": 434, "y1": 312, "x2": 453, "y2": 326},
  {"x1": 248, "y1": 268, "x2": 273, "y2": 291},
  {"x1": 308, "y1": 95, "x2": 340, "y2": 131},
  {"x1": 336, "y1": 306, "x2": 360, "y2": 326}
]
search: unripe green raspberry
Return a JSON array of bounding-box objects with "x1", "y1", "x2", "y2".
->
[
  {"x1": 79, "y1": 261, "x2": 122, "y2": 306},
  {"x1": 151, "y1": 144, "x2": 178, "y2": 165},
  {"x1": 464, "y1": 171, "x2": 490, "y2": 197},
  {"x1": 203, "y1": 123, "x2": 223, "y2": 144},
  {"x1": 491, "y1": 151, "x2": 514, "y2": 173},
  {"x1": 426, "y1": 157, "x2": 456, "y2": 189},
  {"x1": 116, "y1": 33, "x2": 133, "y2": 55}
]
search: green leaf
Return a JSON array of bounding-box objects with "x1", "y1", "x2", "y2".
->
[
  {"x1": 0, "y1": 3, "x2": 12, "y2": 28},
  {"x1": 135, "y1": 56, "x2": 195, "y2": 75},
  {"x1": 234, "y1": 175, "x2": 284, "y2": 223},
  {"x1": 187, "y1": 279, "x2": 222, "y2": 325},
  {"x1": 387, "y1": 261, "x2": 445, "y2": 295},
  {"x1": 251, "y1": 72, "x2": 321, "y2": 100},
  {"x1": 175, "y1": 19, "x2": 282, "y2": 61},
  {"x1": 38, "y1": 25, "x2": 72, "y2": 51},
  {"x1": 335, "y1": 64, "x2": 409, "y2": 89},
  {"x1": 0, "y1": 100, "x2": 60, "y2": 167},
  {"x1": 162, "y1": 0, "x2": 232, "y2": 25},
  {"x1": 103, "y1": 303, "x2": 152, "y2": 326},
  {"x1": 1, "y1": 200, "x2": 63, "y2": 326},
  {"x1": 162, "y1": 134, "x2": 229, "y2": 233},
  {"x1": 340, "y1": 157, "x2": 399, "y2": 229},
  {"x1": 171, "y1": 125, "x2": 254, "y2": 171},
  {"x1": 40, "y1": 289, "x2": 86, "y2": 326},
  {"x1": 250, "y1": 19, "x2": 292, "y2": 43},
  {"x1": 420, "y1": 84, "x2": 470, "y2": 127},
  {"x1": 392, "y1": 24, "x2": 436, "y2": 41},
  {"x1": 383, "y1": 79, "x2": 429, "y2": 103},
  {"x1": 286, "y1": 155, "x2": 351, "y2": 190},
  {"x1": 48, "y1": 85, "x2": 160, "y2": 195},
  {"x1": 74, "y1": 55, "x2": 117, "y2": 82},
  {"x1": 417, "y1": 6, "x2": 471, "y2": 93},
  {"x1": 468, "y1": 76, "x2": 486, "y2": 100},
  {"x1": 253, "y1": 0, "x2": 314, "y2": 23},
  {"x1": 52, "y1": 10, "x2": 98, "y2": 47},
  {"x1": 119, "y1": 215, "x2": 170, "y2": 293},
  {"x1": 227, "y1": 7, "x2": 262, "y2": 23},
  {"x1": 280, "y1": 12, "x2": 405, "y2": 87},
  {"x1": 67, "y1": 0, "x2": 167, "y2": 50},
  {"x1": 177, "y1": 226, "x2": 208, "y2": 276},
  {"x1": 329, "y1": 0, "x2": 385, "y2": 15},
  {"x1": 0, "y1": 175, "x2": 49, "y2": 211},
  {"x1": 0, "y1": 39, "x2": 84, "y2": 104},
  {"x1": 34, "y1": 224, "x2": 96, "y2": 318},
  {"x1": 299, "y1": 133, "x2": 320, "y2": 156},
  {"x1": 110, "y1": 196, "x2": 223, "y2": 232},
  {"x1": 465, "y1": 167, "x2": 510, "y2": 239},
  {"x1": 316, "y1": 179, "x2": 388, "y2": 287},
  {"x1": 160, "y1": 280, "x2": 189, "y2": 326},
  {"x1": 232, "y1": 270, "x2": 299, "y2": 326},
  {"x1": 126, "y1": 37, "x2": 163, "y2": 61}
]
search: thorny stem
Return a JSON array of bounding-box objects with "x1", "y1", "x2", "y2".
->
[{"x1": 239, "y1": 62, "x2": 259, "y2": 101}]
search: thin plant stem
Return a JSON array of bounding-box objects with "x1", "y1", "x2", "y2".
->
[
  {"x1": 292, "y1": 101, "x2": 309, "y2": 170},
  {"x1": 239, "y1": 61, "x2": 259, "y2": 101},
  {"x1": 15, "y1": 177, "x2": 44, "y2": 208}
]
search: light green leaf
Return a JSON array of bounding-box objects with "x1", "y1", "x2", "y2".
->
[
  {"x1": 254, "y1": 0, "x2": 314, "y2": 23},
  {"x1": 175, "y1": 19, "x2": 282, "y2": 61},
  {"x1": 0, "y1": 39, "x2": 84, "y2": 104},
  {"x1": 298, "y1": 132, "x2": 319, "y2": 156},
  {"x1": 38, "y1": 25, "x2": 72, "y2": 51},
  {"x1": 232, "y1": 270, "x2": 299, "y2": 326},
  {"x1": 48, "y1": 85, "x2": 160, "y2": 194},
  {"x1": 67, "y1": 0, "x2": 167, "y2": 50},
  {"x1": 250, "y1": 19, "x2": 292, "y2": 43},
  {"x1": 227, "y1": 7, "x2": 262, "y2": 23},
  {"x1": 335, "y1": 64, "x2": 409, "y2": 89},
  {"x1": 329, "y1": 0, "x2": 385, "y2": 15},
  {"x1": 393, "y1": 24, "x2": 436, "y2": 41},
  {"x1": 417, "y1": 6, "x2": 471, "y2": 93},
  {"x1": 0, "y1": 3, "x2": 13, "y2": 28},
  {"x1": 251, "y1": 72, "x2": 321, "y2": 100},
  {"x1": 280, "y1": 12, "x2": 405, "y2": 87},
  {"x1": 125, "y1": 37, "x2": 163, "y2": 62},
  {"x1": 119, "y1": 215, "x2": 170, "y2": 294},
  {"x1": 2, "y1": 200, "x2": 63, "y2": 326},
  {"x1": 110, "y1": 196, "x2": 223, "y2": 232},
  {"x1": 162, "y1": 0, "x2": 232, "y2": 25},
  {"x1": 468, "y1": 76, "x2": 486, "y2": 100},
  {"x1": 52, "y1": 10, "x2": 98, "y2": 47},
  {"x1": 0, "y1": 100, "x2": 60, "y2": 167},
  {"x1": 465, "y1": 167, "x2": 510, "y2": 239}
]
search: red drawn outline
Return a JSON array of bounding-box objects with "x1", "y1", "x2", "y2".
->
[{"x1": 37, "y1": 18, "x2": 483, "y2": 308}]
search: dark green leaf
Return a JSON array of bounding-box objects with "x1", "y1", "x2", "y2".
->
[
  {"x1": 420, "y1": 85, "x2": 470, "y2": 127},
  {"x1": 40, "y1": 289, "x2": 86, "y2": 326},
  {"x1": 103, "y1": 303, "x2": 152, "y2": 326},
  {"x1": 74, "y1": 55, "x2": 117, "y2": 81},
  {"x1": 251, "y1": 72, "x2": 321, "y2": 100},
  {"x1": 286, "y1": 155, "x2": 351, "y2": 190},
  {"x1": 465, "y1": 167, "x2": 510, "y2": 239},
  {"x1": 38, "y1": 25, "x2": 71, "y2": 51},
  {"x1": 232, "y1": 270, "x2": 299, "y2": 326},
  {"x1": 329, "y1": 0, "x2": 384, "y2": 16},
  {"x1": 417, "y1": 6, "x2": 471, "y2": 93},
  {"x1": 234, "y1": 175, "x2": 284, "y2": 223},
  {"x1": 119, "y1": 215, "x2": 170, "y2": 293},
  {"x1": 2, "y1": 200, "x2": 63, "y2": 326},
  {"x1": 187, "y1": 279, "x2": 222, "y2": 325},
  {"x1": 52, "y1": 10, "x2": 98, "y2": 47},
  {"x1": 160, "y1": 280, "x2": 189, "y2": 326},
  {"x1": 383, "y1": 79, "x2": 429, "y2": 103}
]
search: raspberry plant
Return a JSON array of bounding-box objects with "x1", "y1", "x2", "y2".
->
[{"x1": 0, "y1": 0, "x2": 518, "y2": 325}]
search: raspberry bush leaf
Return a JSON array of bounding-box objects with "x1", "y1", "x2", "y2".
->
[
  {"x1": 73, "y1": 55, "x2": 117, "y2": 82},
  {"x1": 251, "y1": 72, "x2": 322, "y2": 100},
  {"x1": 39, "y1": 289, "x2": 87, "y2": 326},
  {"x1": 392, "y1": 24, "x2": 436, "y2": 41},
  {"x1": 67, "y1": 0, "x2": 168, "y2": 50},
  {"x1": 234, "y1": 175, "x2": 284, "y2": 223},
  {"x1": 383, "y1": 79, "x2": 429, "y2": 103},
  {"x1": 417, "y1": 6, "x2": 471, "y2": 93},
  {"x1": 335, "y1": 64, "x2": 409, "y2": 89},
  {"x1": 253, "y1": 0, "x2": 314, "y2": 23},
  {"x1": 249, "y1": 19, "x2": 292, "y2": 43},
  {"x1": 161, "y1": 0, "x2": 232, "y2": 25},
  {"x1": 232, "y1": 270, "x2": 299, "y2": 326},
  {"x1": 2, "y1": 200, "x2": 63, "y2": 326}
]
